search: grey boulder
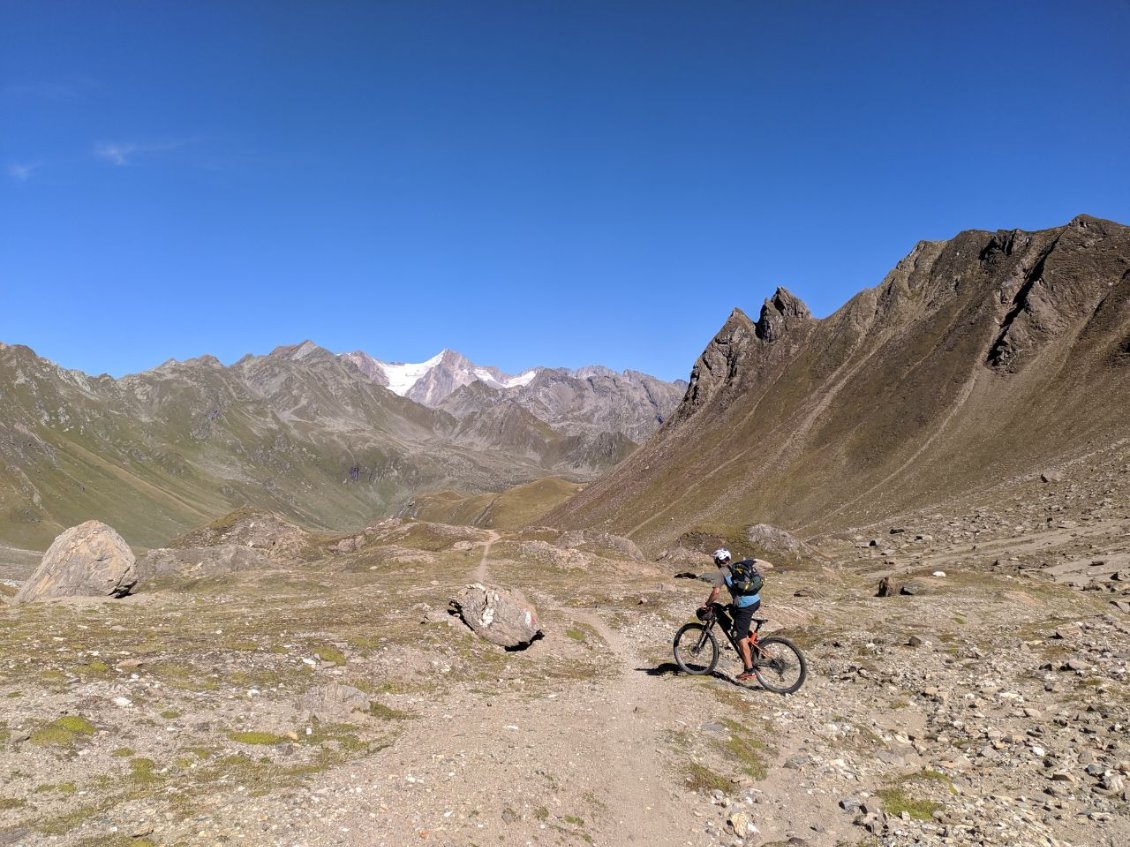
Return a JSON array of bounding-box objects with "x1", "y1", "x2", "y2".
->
[
  {"x1": 137, "y1": 544, "x2": 272, "y2": 580},
  {"x1": 299, "y1": 684, "x2": 371, "y2": 721},
  {"x1": 450, "y1": 583, "x2": 541, "y2": 649},
  {"x1": 15, "y1": 520, "x2": 137, "y2": 603}
]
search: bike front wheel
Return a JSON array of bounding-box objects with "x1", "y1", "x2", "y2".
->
[
  {"x1": 673, "y1": 623, "x2": 719, "y2": 675},
  {"x1": 752, "y1": 636, "x2": 807, "y2": 694}
]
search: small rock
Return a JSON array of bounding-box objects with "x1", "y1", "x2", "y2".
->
[
  {"x1": 299, "y1": 683, "x2": 371, "y2": 721},
  {"x1": 727, "y1": 811, "x2": 758, "y2": 837},
  {"x1": 839, "y1": 797, "x2": 863, "y2": 814},
  {"x1": 907, "y1": 635, "x2": 924, "y2": 647},
  {"x1": 1100, "y1": 773, "x2": 1124, "y2": 792}
]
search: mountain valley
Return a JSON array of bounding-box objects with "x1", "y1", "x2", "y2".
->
[
  {"x1": 0, "y1": 343, "x2": 683, "y2": 550},
  {"x1": 1, "y1": 215, "x2": 1128, "y2": 847}
]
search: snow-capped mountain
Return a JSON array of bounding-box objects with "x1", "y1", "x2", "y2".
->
[{"x1": 340, "y1": 349, "x2": 538, "y2": 406}]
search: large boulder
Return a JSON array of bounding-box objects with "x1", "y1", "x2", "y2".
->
[
  {"x1": 299, "y1": 684, "x2": 371, "y2": 721},
  {"x1": 450, "y1": 583, "x2": 541, "y2": 649},
  {"x1": 14, "y1": 521, "x2": 137, "y2": 603},
  {"x1": 744, "y1": 524, "x2": 813, "y2": 562},
  {"x1": 169, "y1": 508, "x2": 313, "y2": 564},
  {"x1": 136, "y1": 544, "x2": 273, "y2": 580},
  {"x1": 557, "y1": 530, "x2": 644, "y2": 561}
]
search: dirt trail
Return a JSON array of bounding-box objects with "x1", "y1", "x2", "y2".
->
[
  {"x1": 473, "y1": 529, "x2": 499, "y2": 583},
  {"x1": 276, "y1": 528, "x2": 710, "y2": 846},
  {"x1": 566, "y1": 608, "x2": 695, "y2": 842}
]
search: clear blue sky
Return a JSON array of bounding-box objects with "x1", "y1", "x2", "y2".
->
[{"x1": 3, "y1": 1, "x2": 1129, "y2": 382}]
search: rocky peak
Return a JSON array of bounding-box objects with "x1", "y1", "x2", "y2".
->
[
  {"x1": 672, "y1": 308, "x2": 757, "y2": 422},
  {"x1": 755, "y1": 287, "x2": 814, "y2": 342},
  {"x1": 340, "y1": 350, "x2": 390, "y2": 387},
  {"x1": 269, "y1": 340, "x2": 332, "y2": 362}
]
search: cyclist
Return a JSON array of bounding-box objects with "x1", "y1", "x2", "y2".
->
[{"x1": 700, "y1": 548, "x2": 761, "y2": 681}]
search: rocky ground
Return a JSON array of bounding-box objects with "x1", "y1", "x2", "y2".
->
[{"x1": 0, "y1": 452, "x2": 1128, "y2": 847}]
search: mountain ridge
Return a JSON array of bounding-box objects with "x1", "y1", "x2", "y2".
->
[
  {"x1": 0, "y1": 341, "x2": 683, "y2": 549},
  {"x1": 546, "y1": 214, "x2": 1130, "y2": 550}
]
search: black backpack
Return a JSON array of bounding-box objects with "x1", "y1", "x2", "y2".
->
[{"x1": 729, "y1": 559, "x2": 764, "y2": 596}]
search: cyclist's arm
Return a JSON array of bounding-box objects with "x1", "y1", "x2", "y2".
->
[
  {"x1": 703, "y1": 570, "x2": 730, "y2": 608},
  {"x1": 702, "y1": 584, "x2": 722, "y2": 608}
]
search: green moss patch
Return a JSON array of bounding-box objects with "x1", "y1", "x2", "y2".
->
[
  {"x1": 684, "y1": 761, "x2": 732, "y2": 794},
  {"x1": 229, "y1": 730, "x2": 289, "y2": 746},
  {"x1": 313, "y1": 644, "x2": 347, "y2": 666},
  {"x1": 875, "y1": 787, "x2": 942, "y2": 820},
  {"x1": 720, "y1": 718, "x2": 769, "y2": 780},
  {"x1": 129, "y1": 757, "x2": 162, "y2": 784},
  {"x1": 367, "y1": 701, "x2": 413, "y2": 720},
  {"x1": 30, "y1": 715, "x2": 96, "y2": 746}
]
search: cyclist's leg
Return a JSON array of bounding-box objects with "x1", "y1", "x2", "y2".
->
[
  {"x1": 712, "y1": 602, "x2": 734, "y2": 634},
  {"x1": 731, "y1": 603, "x2": 756, "y2": 672}
]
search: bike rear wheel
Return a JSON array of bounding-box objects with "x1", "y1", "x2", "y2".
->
[
  {"x1": 673, "y1": 623, "x2": 719, "y2": 675},
  {"x1": 752, "y1": 636, "x2": 806, "y2": 694}
]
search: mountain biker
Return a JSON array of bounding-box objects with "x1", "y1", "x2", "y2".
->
[{"x1": 700, "y1": 548, "x2": 761, "y2": 682}]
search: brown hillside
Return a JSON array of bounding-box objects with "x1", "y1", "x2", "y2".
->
[{"x1": 546, "y1": 214, "x2": 1130, "y2": 550}]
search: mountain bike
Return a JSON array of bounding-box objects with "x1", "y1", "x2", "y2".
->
[{"x1": 672, "y1": 603, "x2": 807, "y2": 694}]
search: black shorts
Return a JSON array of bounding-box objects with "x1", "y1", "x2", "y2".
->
[{"x1": 716, "y1": 600, "x2": 760, "y2": 638}]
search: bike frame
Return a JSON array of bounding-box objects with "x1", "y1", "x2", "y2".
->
[{"x1": 704, "y1": 602, "x2": 767, "y2": 665}]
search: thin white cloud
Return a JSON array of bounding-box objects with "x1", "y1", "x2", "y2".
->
[
  {"x1": 6, "y1": 162, "x2": 40, "y2": 182},
  {"x1": 94, "y1": 139, "x2": 187, "y2": 167},
  {"x1": 95, "y1": 142, "x2": 139, "y2": 166},
  {"x1": 3, "y1": 78, "x2": 98, "y2": 101}
]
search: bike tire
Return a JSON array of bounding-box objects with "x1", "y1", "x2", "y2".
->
[
  {"x1": 752, "y1": 635, "x2": 807, "y2": 694},
  {"x1": 672, "y1": 623, "x2": 719, "y2": 675}
]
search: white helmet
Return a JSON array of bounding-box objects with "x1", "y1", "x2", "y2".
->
[{"x1": 712, "y1": 548, "x2": 731, "y2": 566}]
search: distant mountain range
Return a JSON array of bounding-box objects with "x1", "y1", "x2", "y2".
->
[
  {"x1": 340, "y1": 349, "x2": 538, "y2": 406},
  {"x1": 547, "y1": 215, "x2": 1130, "y2": 551},
  {"x1": 337, "y1": 348, "x2": 682, "y2": 443},
  {"x1": 0, "y1": 343, "x2": 685, "y2": 549}
]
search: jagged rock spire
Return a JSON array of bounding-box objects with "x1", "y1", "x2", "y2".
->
[{"x1": 755, "y1": 288, "x2": 813, "y2": 342}]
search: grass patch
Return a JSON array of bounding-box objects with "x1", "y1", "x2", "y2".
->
[
  {"x1": 130, "y1": 757, "x2": 162, "y2": 784},
  {"x1": 229, "y1": 731, "x2": 289, "y2": 746},
  {"x1": 367, "y1": 701, "x2": 413, "y2": 720},
  {"x1": 313, "y1": 644, "x2": 347, "y2": 665},
  {"x1": 30, "y1": 714, "x2": 96, "y2": 746},
  {"x1": 222, "y1": 638, "x2": 260, "y2": 651},
  {"x1": 875, "y1": 787, "x2": 942, "y2": 820},
  {"x1": 565, "y1": 627, "x2": 587, "y2": 642},
  {"x1": 684, "y1": 761, "x2": 732, "y2": 794},
  {"x1": 893, "y1": 768, "x2": 957, "y2": 795},
  {"x1": 78, "y1": 838, "x2": 156, "y2": 847},
  {"x1": 720, "y1": 718, "x2": 768, "y2": 780}
]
